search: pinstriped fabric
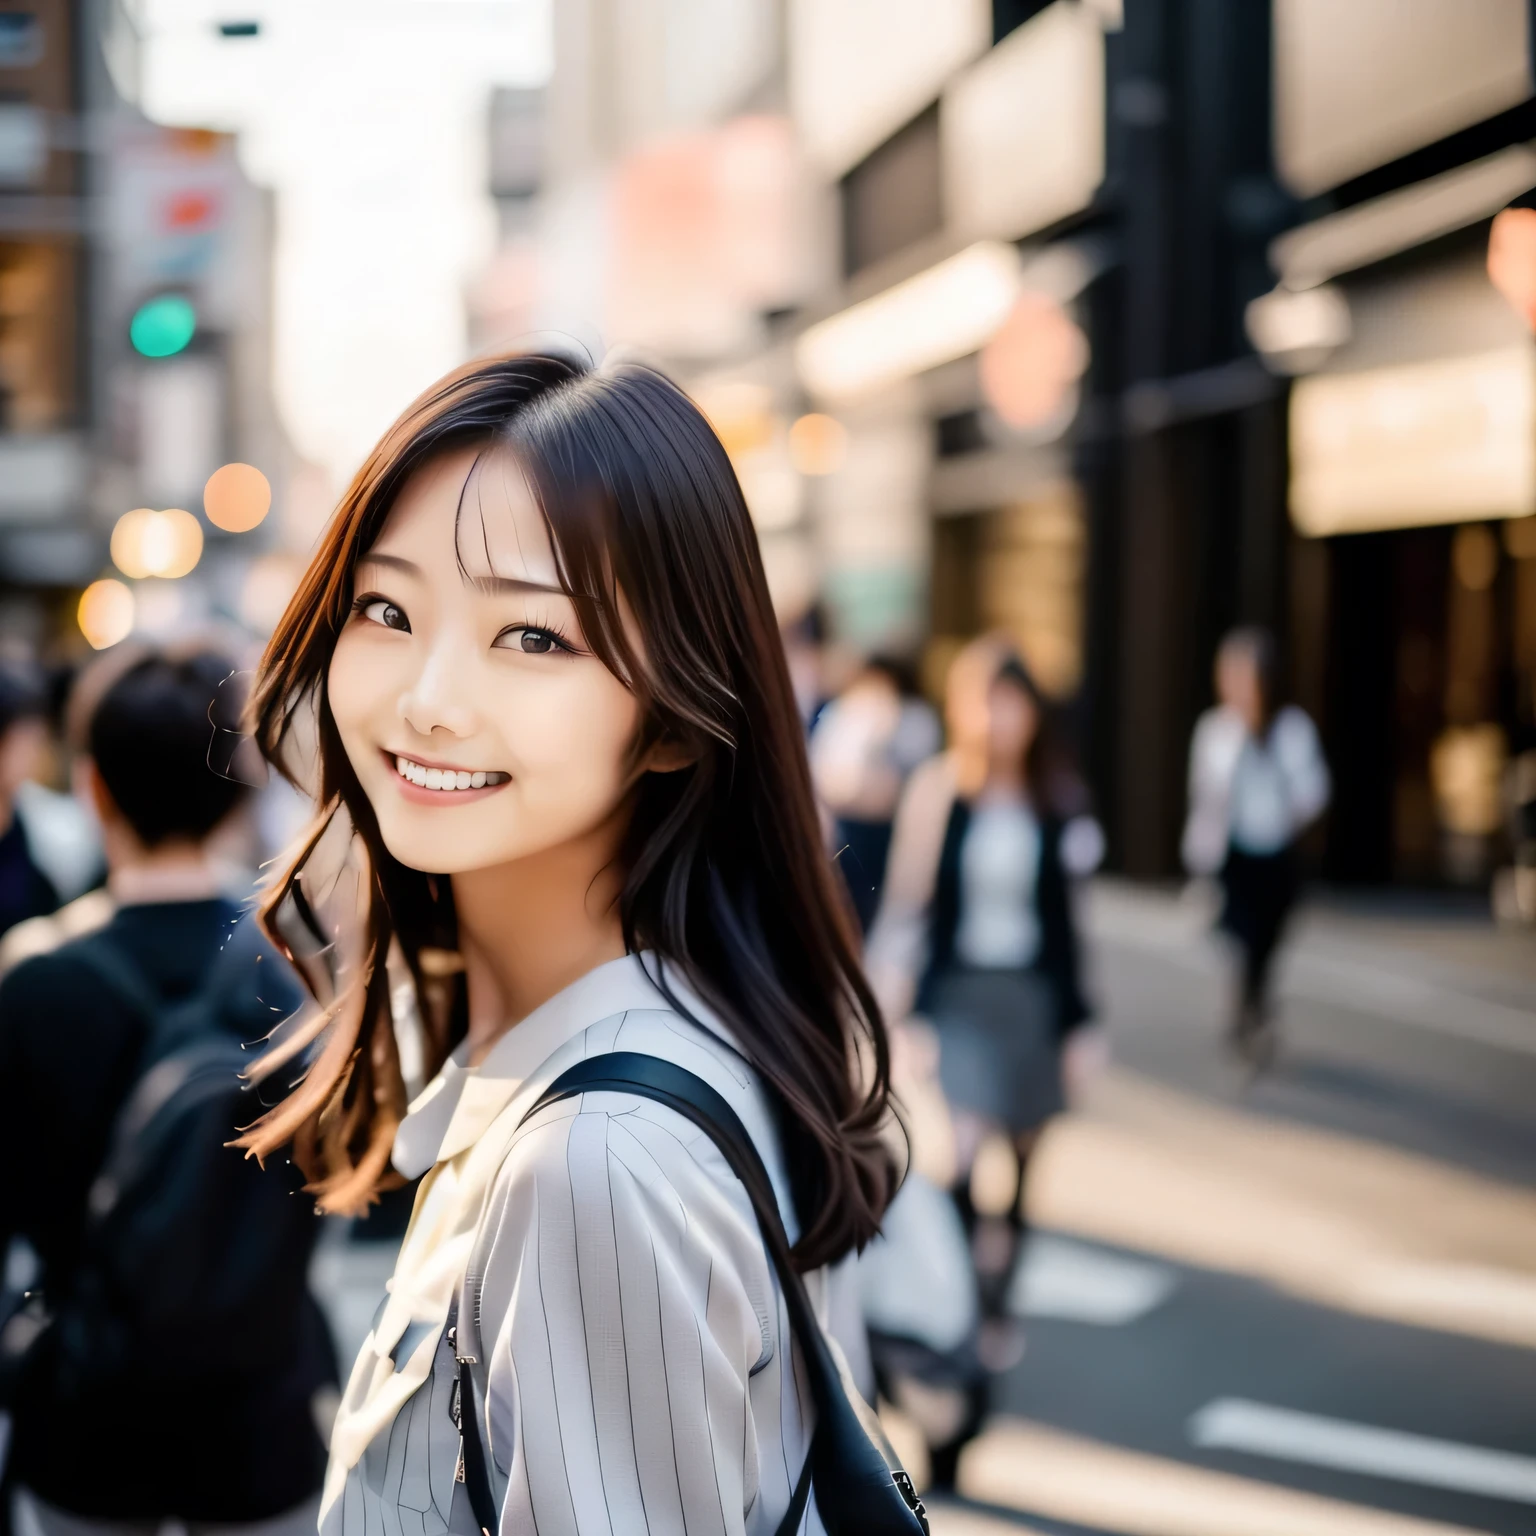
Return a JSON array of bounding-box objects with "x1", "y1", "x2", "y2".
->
[{"x1": 322, "y1": 975, "x2": 831, "y2": 1536}]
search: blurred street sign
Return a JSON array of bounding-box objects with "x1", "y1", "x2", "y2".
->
[
  {"x1": 608, "y1": 115, "x2": 814, "y2": 357},
  {"x1": 107, "y1": 123, "x2": 245, "y2": 331}
]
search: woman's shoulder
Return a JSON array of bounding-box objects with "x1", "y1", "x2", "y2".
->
[
  {"x1": 1272, "y1": 704, "x2": 1321, "y2": 743},
  {"x1": 469, "y1": 1007, "x2": 784, "y2": 1368},
  {"x1": 487, "y1": 1002, "x2": 796, "y2": 1241}
]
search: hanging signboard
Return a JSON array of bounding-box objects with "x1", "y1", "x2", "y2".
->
[{"x1": 1290, "y1": 344, "x2": 1536, "y2": 535}]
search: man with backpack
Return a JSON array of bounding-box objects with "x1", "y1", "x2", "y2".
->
[{"x1": 0, "y1": 645, "x2": 334, "y2": 1536}]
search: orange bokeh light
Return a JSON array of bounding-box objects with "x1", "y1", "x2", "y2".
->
[
  {"x1": 979, "y1": 291, "x2": 1089, "y2": 430},
  {"x1": 788, "y1": 413, "x2": 848, "y2": 476},
  {"x1": 110, "y1": 507, "x2": 204, "y2": 580},
  {"x1": 78, "y1": 579, "x2": 135, "y2": 650},
  {"x1": 204, "y1": 462, "x2": 272, "y2": 532},
  {"x1": 1488, "y1": 207, "x2": 1536, "y2": 330}
]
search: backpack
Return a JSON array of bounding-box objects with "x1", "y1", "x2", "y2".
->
[
  {"x1": 42, "y1": 923, "x2": 319, "y2": 1388},
  {"x1": 452, "y1": 1052, "x2": 931, "y2": 1536}
]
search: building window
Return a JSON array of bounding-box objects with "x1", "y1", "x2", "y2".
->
[{"x1": 840, "y1": 103, "x2": 942, "y2": 278}]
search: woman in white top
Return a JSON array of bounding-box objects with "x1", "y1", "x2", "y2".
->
[
  {"x1": 1182, "y1": 626, "x2": 1331, "y2": 1060},
  {"x1": 863, "y1": 637, "x2": 1099, "y2": 1484},
  {"x1": 234, "y1": 355, "x2": 899, "y2": 1535}
]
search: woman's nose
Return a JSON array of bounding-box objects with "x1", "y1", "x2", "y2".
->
[{"x1": 399, "y1": 633, "x2": 478, "y2": 739}]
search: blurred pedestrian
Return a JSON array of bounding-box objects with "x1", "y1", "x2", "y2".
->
[
  {"x1": 811, "y1": 652, "x2": 941, "y2": 930},
  {"x1": 866, "y1": 635, "x2": 1101, "y2": 1484},
  {"x1": 1182, "y1": 625, "x2": 1331, "y2": 1063},
  {"x1": 0, "y1": 645, "x2": 334, "y2": 1536},
  {"x1": 0, "y1": 663, "x2": 61, "y2": 941},
  {"x1": 781, "y1": 601, "x2": 832, "y2": 732},
  {"x1": 10, "y1": 661, "x2": 105, "y2": 910}
]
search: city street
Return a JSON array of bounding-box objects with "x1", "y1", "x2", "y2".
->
[
  {"x1": 315, "y1": 883, "x2": 1536, "y2": 1536},
  {"x1": 945, "y1": 883, "x2": 1536, "y2": 1536}
]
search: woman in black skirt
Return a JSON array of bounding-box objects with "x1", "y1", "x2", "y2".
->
[{"x1": 866, "y1": 636, "x2": 1101, "y2": 1479}]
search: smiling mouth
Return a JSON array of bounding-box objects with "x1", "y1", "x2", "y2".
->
[{"x1": 392, "y1": 754, "x2": 510, "y2": 792}]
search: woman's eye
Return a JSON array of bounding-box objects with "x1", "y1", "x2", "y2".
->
[
  {"x1": 361, "y1": 599, "x2": 409, "y2": 632},
  {"x1": 495, "y1": 626, "x2": 563, "y2": 655}
]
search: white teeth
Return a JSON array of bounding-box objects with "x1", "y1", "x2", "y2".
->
[{"x1": 394, "y1": 756, "x2": 504, "y2": 792}]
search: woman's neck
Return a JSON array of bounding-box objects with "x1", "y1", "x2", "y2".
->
[{"x1": 451, "y1": 813, "x2": 629, "y2": 1066}]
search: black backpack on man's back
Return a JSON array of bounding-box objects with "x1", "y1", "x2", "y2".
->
[{"x1": 37, "y1": 920, "x2": 321, "y2": 1392}]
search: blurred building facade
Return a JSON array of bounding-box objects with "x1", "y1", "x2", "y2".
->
[
  {"x1": 472, "y1": 0, "x2": 1536, "y2": 894},
  {"x1": 1258, "y1": 0, "x2": 1536, "y2": 895},
  {"x1": 0, "y1": 0, "x2": 293, "y2": 657},
  {"x1": 0, "y1": 0, "x2": 113, "y2": 638}
]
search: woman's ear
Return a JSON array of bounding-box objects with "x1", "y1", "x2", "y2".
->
[{"x1": 643, "y1": 736, "x2": 700, "y2": 775}]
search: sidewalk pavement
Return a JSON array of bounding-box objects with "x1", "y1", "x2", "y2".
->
[{"x1": 1088, "y1": 879, "x2": 1536, "y2": 1056}]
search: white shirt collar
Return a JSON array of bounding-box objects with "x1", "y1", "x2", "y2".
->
[{"x1": 392, "y1": 950, "x2": 678, "y2": 1178}]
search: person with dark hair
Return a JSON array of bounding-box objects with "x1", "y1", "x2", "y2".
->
[
  {"x1": 231, "y1": 353, "x2": 904, "y2": 1534},
  {"x1": 0, "y1": 661, "x2": 59, "y2": 939},
  {"x1": 865, "y1": 634, "x2": 1102, "y2": 1483},
  {"x1": 810, "y1": 652, "x2": 941, "y2": 931},
  {"x1": 0, "y1": 646, "x2": 333, "y2": 1536},
  {"x1": 1183, "y1": 625, "x2": 1331, "y2": 1062}
]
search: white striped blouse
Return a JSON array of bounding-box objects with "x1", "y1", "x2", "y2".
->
[{"x1": 320, "y1": 954, "x2": 842, "y2": 1536}]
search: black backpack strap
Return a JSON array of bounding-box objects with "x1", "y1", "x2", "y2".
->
[
  {"x1": 509, "y1": 1051, "x2": 927, "y2": 1536},
  {"x1": 446, "y1": 1297, "x2": 499, "y2": 1536}
]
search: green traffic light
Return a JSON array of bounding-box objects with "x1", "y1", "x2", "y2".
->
[{"x1": 129, "y1": 295, "x2": 197, "y2": 358}]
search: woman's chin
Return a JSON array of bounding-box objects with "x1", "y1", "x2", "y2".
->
[{"x1": 373, "y1": 816, "x2": 515, "y2": 877}]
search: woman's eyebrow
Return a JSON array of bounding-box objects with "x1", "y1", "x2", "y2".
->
[
  {"x1": 469, "y1": 573, "x2": 566, "y2": 596},
  {"x1": 360, "y1": 553, "x2": 561, "y2": 597},
  {"x1": 358, "y1": 552, "x2": 421, "y2": 578}
]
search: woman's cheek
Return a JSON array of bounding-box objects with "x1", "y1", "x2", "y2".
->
[{"x1": 529, "y1": 669, "x2": 638, "y2": 801}]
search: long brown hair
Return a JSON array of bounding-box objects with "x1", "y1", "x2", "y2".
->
[{"x1": 237, "y1": 353, "x2": 896, "y2": 1268}]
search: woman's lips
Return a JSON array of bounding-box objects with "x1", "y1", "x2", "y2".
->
[{"x1": 385, "y1": 751, "x2": 510, "y2": 804}]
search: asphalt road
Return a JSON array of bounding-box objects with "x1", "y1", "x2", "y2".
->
[{"x1": 947, "y1": 883, "x2": 1536, "y2": 1536}]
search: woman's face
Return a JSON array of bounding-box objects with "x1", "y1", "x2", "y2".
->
[
  {"x1": 1216, "y1": 646, "x2": 1263, "y2": 731},
  {"x1": 987, "y1": 676, "x2": 1038, "y2": 765},
  {"x1": 327, "y1": 446, "x2": 643, "y2": 876}
]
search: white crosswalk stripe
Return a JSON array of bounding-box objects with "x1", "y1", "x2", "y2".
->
[
  {"x1": 1189, "y1": 1399, "x2": 1536, "y2": 1505},
  {"x1": 1009, "y1": 1233, "x2": 1179, "y2": 1325}
]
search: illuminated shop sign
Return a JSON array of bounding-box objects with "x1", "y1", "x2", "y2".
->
[{"x1": 1290, "y1": 345, "x2": 1536, "y2": 536}]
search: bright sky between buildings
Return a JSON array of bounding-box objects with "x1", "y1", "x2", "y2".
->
[{"x1": 135, "y1": 0, "x2": 552, "y2": 492}]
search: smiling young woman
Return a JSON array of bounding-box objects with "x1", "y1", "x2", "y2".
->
[{"x1": 237, "y1": 354, "x2": 900, "y2": 1534}]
